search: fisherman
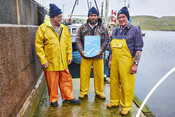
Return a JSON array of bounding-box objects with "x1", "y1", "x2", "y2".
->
[
  {"x1": 35, "y1": 3, "x2": 80, "y2": 107},
  {"x1": 107, "y1": 7, "x2": 143, "y2": 116},
  {"x1": 76, "y1": 7, "x2": 110, "y2": 99}
]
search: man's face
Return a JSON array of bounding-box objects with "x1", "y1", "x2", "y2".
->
[
  {"x1": 118, "y1": 14, "x2": 129, "y2": 28},
  {"x1": 88, "y1": 14, "x2": 98, "y2": 24},
  {"x1": 53, "y1": 14, "x2": 62, "y2": 26}
]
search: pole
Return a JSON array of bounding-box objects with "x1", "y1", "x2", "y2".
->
[
  {"x1": 16, "y1": 0, "x2": 20, "y2": 24},
  {"x1": 124, "y1": 0, "x2": 126, "y2": 6},
  {"x1": 89, "y1": 1, "x2": 92, "y2": 8},
  {"x1": 105, "y1": 0, "x2": 109, "y2": 27},
  {"x1": 94, "y1": 0, "x2": 99, "y2": 15},
  {"x1": 69, "y1": 0, "x2": 78, "y2": 22},
  {"x1": 87, "y1": 0, "x2": 90, "y2": 10},
  {"x1": 63, "y1": 4, "x2": 65, "y2": 19},
  {"x1": 101, "y1": 2, "x2": 104, "y2": 19}
]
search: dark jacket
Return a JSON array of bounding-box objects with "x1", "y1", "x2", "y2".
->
[{"x1": 76, "y1": 18, "x2": 110, "y2": 59}]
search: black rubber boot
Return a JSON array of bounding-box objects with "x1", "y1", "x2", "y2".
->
[
  {"x1": 50, "y1": 101, "x2": 58, "y2": 107},
  {"x1": 63, "y1": 98, "x2": 81, "y2": 105}
]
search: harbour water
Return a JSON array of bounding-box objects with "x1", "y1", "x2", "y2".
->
[{"x1": 135, "y1": 31, "x2": 175, "y2": 117}]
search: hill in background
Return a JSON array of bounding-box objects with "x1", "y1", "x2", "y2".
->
[
  {"x1": 63, "y1": 16, "x2": 175, "y2": 31},
  {"x1": 131, "y1": 15, "x2": 175, "y2": 31}
]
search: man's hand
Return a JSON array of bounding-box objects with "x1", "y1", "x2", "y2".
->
[
  {"x1": 108, "y1": 54, "x2": 112, "y2": 69},
  {"x1": 42, "y1": 62, "x2": 49, "y2": 68},
  {"x1": 97, "y1": 49, "x2": 102, "y2": 56},
  {"x1": 108, "y1": 60, "x2": 111, "y2": 69},
  {"x1": 131, "y1": 51, "x2": 141, "y2": 74},
  {"x1": 67, "y1": 60, "x2": 72, "y2": 65},
  {"x1": 130, "y1": 64, "x2": 138, "y2": 74},
  {"x1": 81, "y1": 51, "x2": 87, "y2": 57}
]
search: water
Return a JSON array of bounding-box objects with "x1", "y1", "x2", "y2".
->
[{"x1": 135, "y1": 31, "x2": 175, "y2": 117}]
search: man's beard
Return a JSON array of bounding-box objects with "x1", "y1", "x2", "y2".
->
[{"x1": 89, "y1": 19, "x2": 98, "y2": 25}]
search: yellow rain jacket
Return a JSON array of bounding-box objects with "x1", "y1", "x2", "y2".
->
[{"x1": 35, "y1": 16, "x2": 72, "y2": 71}]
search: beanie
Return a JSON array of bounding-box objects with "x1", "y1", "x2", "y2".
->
[
  {"x1": 88, "y1": 7, "x2": 99, "y2": 16},
  {"x1": 117, "y1": 7, "x2": 130, "y2": 20},
  {"x1": 49, "y1": 4, "x2": 62, "y2": 18}
]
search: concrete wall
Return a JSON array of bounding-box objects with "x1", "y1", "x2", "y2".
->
[
  {"x1": 0, "y1": 0, "x2": 17, "y2": 24},
  {"x1": 0, "y1": 0, "x2": 47, "y2": 25},
  {"x1": 17, "y1": 0, "x2": 38, "y2": 25},
  {"x1": 0, "y1": 25, "x2": 43, "y2": 117}
]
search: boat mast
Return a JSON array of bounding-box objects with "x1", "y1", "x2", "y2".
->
[
  {"x1": 68, "y1": 0, "x2": 78, "y2": 22},
  {"x1": 101, "y1": 2, "x2": 104, "y2": 19},
  {"x1": 87, "y1": 0, "x2": 90, "y2": 10},
  {"x1": 124, "y1": 0, "x2": 126, "y2": 6},
  {"x1": 121, "y1": 0, "x2": 130, "y2": 7},
  {"x1": 94, "y1": 0, "x2": 99, "y2": 15},
  {"x1": 105, "y1": 0, "x2": 109, "y2": 27}
]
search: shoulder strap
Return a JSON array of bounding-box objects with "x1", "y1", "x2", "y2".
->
[
  {"x1": 114, "y1": 25, "x2": 133, "y2": 37},
  {"x1": 124, "y1": 25, "x2": 133, "y2": 37}
]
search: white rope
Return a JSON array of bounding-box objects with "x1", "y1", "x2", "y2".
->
[{"x1": 136, "y1": 67, "x2": 175, "y2": 117}]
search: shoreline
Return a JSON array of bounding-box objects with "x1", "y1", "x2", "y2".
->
[{"x1": 136, "y1": 29, "x2": 175, "y2": 32}]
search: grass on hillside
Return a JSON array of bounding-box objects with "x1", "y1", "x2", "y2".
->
[{"x1": 131, "y1": 16, "x2": 175, "y2": 31}]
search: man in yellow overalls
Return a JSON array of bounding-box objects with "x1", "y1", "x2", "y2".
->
[
  {"x1": 35, "y1": 4, "x2": 80, "y2": 107},
  {"x1": 107, "y1": 7, "x2": 143, "y2": 116},
  {"x1": 76, "y1": 7, "x2": 109, "y2": 99}
]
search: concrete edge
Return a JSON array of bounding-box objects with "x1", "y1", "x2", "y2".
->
[
  {"x1": 16, "y1": 72, "x2": 47, "y2": 117},
  {"x1": 133, "y1": 94, "x2": 156, "y2": 117}
]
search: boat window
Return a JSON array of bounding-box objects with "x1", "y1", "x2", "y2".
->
[{"x1": 72, "y1": 28, "x2": 77, "y2": 34}]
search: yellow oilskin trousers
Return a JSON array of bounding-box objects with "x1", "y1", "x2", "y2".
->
[
  {"x1": 110, "y1": 38, "x2": 135, "y2": 111},
  {"x1": 80, "y1": 57, "x2": 104, "y2": 96}
]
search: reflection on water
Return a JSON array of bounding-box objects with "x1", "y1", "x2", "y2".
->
[{"x1": 135, "y1": 31, "x2": 175, "y2": 117}]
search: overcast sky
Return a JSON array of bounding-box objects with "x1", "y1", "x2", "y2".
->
[{"x1": 35, "y1": 0, "x2": 175, "y2": 19}]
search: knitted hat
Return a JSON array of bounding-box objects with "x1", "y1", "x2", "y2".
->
[
  {"x1": 49, "y1": 4, "x2": 62, "y2": 18},
  {"x1": 88, "y1": 7, "x2": 99, "y2": 16},
  {"x1": 117, "y1": 7, "x2": 130, "y2": 20}
]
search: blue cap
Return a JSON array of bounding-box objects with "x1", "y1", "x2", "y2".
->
[
  {"x1": 49, "y1": 4, "x2": 62, "y2": 18},
  {"x1": 88, "y1": 7, "x2": 99, "y2": 16},
  {"x1": 117, "y1": 7, "x2": 130, "y2": 20}
]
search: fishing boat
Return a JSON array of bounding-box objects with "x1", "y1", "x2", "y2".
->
[
  {"x1": 138, "y1": 25, "x2": 146, "y2": 37},
  {"x1": 67, "y1": 0, "x2": 110, "y2": 77},
  {"x1": 67, "y1": 24, "x2": 82, "y2": 64},
  {"x1": 142, "y1": 33, "x2": 146, "y2": 37}
]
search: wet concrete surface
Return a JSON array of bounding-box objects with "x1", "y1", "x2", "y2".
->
[{"x1": 35, "y1": 79, "x2": 145, "y2": 117}]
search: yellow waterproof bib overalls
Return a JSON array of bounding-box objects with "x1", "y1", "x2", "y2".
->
[
  {"x1": 80, "y1": 58, "x2": 104, "y2": 96},
  {"x1": 110, "y1": 37, "x2": 135, "y2": 111}
]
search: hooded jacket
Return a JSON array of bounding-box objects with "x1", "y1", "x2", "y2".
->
[{"x1": 35, "y1": 16, "x2": 72, "y2": 71}]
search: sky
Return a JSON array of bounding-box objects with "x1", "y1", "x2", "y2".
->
[{"x1": 35, "y1": 0, "x2": 175, "y2": 19}]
